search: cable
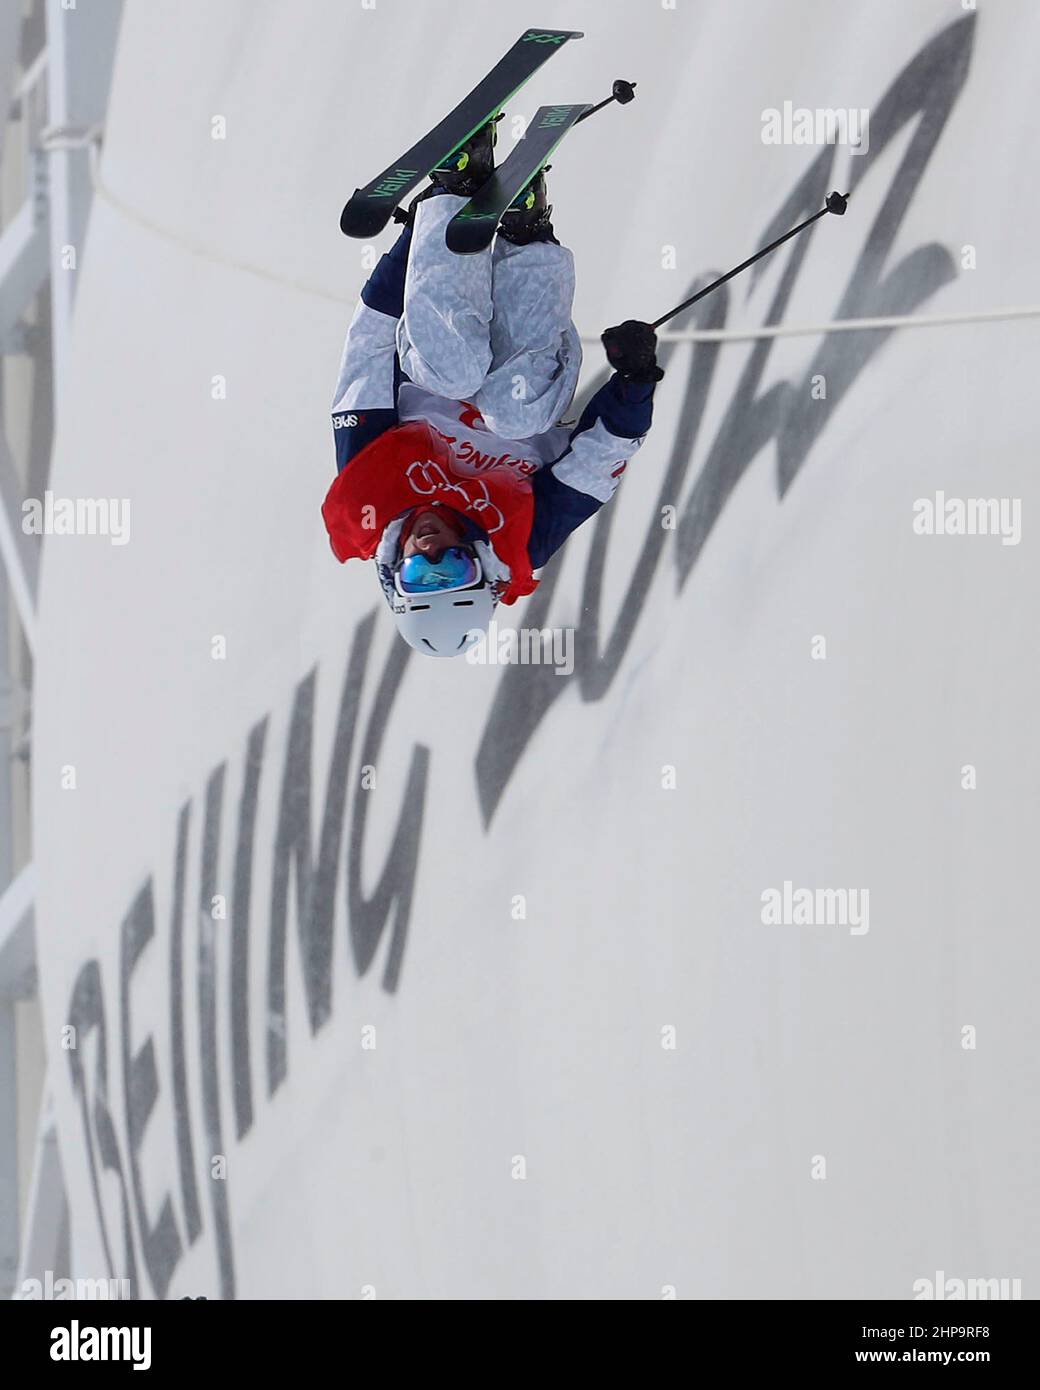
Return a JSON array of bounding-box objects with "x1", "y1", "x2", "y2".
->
[
  {"x1": 625, "y1": 305, "x2": 1040, "y2": 344},
  {"x1": 89, "y1": 150, "x2": 353, "y2": 306},
  {"x1": 87, "y1": 153, "x2": 1040, "y2": 340}
]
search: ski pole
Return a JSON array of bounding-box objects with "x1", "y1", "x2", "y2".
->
[
  {"x1": 650, "y1": 191, "x2": 849, "y2": 330},
  {"x1": 533, "y1": 80, "x2": 637, "y2": 182},
  {"x1": 575, "y1": 79, "x2": 637, "y2": 123}
]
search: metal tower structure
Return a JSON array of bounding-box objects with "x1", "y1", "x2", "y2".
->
[{"x1": 0, "y1": 0, "x2": 122, "y2": 1301}]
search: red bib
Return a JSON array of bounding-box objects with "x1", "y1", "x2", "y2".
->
[{"x1": 321, "y1": 421, "x2": 538, "y2": 605}]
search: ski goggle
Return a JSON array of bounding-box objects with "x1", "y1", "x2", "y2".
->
[{"x1": 394, "y1": 546, "x2": 483, "y2": 596}]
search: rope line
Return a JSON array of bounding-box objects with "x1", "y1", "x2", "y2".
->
[
  {"x1": 91, "y1": 155, "x2": 353, "y2": 305},
  {"x1": 90, "y1": 156, "x2": 1040, "y2": 340},
  {"x1": 637, "y1": 305, "x2": 1040, "y2": 344}
]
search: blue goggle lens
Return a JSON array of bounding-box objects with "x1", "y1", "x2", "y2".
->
[{"x1": 396, "y1": 546, "x2": 480, "y2": 594}]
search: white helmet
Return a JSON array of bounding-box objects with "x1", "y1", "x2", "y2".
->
[
  {"x1": 391, "y1": 585, "x2": 496, "y2": 658},
  {"x1": 374, "y1": 511, "x2": 508, "y2": 659}
]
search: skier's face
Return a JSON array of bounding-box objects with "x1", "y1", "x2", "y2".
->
[{"x1": 401, "y1": 509, "x2": 465, "y2": 561}]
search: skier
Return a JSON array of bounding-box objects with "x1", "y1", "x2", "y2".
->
[{"x1": 322, "y1": 119, "x2": 664, "y2": 658}]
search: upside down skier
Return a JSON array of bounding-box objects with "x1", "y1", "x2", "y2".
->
[{"x1": 321, "y1": 119, "x2": 664, "y2": 658}]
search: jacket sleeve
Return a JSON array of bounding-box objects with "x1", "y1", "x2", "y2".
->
[
  {"x1": 527, "y1": 374, "x2": 656, "y2": 568},
  {"x1": 331, "y1": 223, "x2": 412, "y2": 473}
]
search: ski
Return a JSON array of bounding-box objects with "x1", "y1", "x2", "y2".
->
[
  {"x1": 339, "y1": 28, "x2": 584, "y2": 239},
  {"x1": 444, "y1": 103, "x2": 592, "y2": 255}
]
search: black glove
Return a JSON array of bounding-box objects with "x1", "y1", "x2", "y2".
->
[{"x1": 601, "y1": 320, "x2": 664, "y2": 384}]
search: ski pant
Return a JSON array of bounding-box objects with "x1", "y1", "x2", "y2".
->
[{"x1": 395, "y1": 192, "x2": 583, "y2": 441}]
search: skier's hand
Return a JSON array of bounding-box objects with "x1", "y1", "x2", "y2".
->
[{"x1": 601, "y1": 320, "x2": 664, "y2": 384}]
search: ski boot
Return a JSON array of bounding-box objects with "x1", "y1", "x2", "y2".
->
[
  {"x1": 497, "y1": 168, "x2": 557, "y2": 246},
  {"x1": 430, "y1": 116, "x2": 501, "y2": 196},
  {"x1": 394, "y1": 117, "x2": 501, "y2": 228}
]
